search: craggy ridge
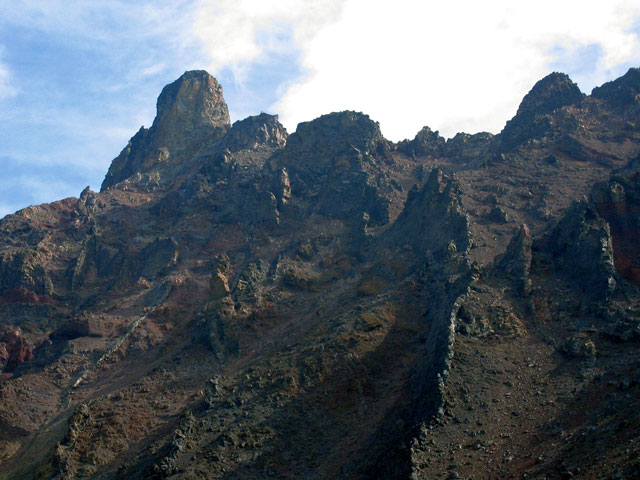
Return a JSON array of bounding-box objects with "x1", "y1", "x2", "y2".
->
[{"x1": 1, "y1": 69, "x2": 640, "y2": 479}]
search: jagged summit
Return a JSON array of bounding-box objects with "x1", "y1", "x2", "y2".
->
[
  {"x1": 269, "y1": 110, "x2": 392, "y2": 225},
  {"x1": 220, "y1": 112, "x2": 287, "y2": 152},
  {"x1": 152, "y1": 70, "x2": 230, "y2": 149},
  {"x1": 515, "y1": 72, "x2": 584, "y2": 117},
  {"x1": 284, "y1": 110, "x2": 387, "y2": 160},
  {"x1": 397, "y1": 126, "x2": 446, "y2": 158},
  {"x1": 498, "y1": 71, "x2": 584, "y2": 150},
  {"x1": 4, "y1": 67, "x2": 640, "y2": 479},
  {"x1": 101, "y1": 70, "x2": 230, "y2": 191},
  {"x1": 592, "y1": 67, "x2": 640, "y2": 107}
]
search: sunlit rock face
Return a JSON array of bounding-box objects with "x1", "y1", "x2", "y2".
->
[{"x1": 101, "y1": 70, "x2": 230, "y2": 191}]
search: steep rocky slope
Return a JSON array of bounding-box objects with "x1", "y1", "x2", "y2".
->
[{"x1": 1, "y1": 69, "x2": 640, "y2": 479}]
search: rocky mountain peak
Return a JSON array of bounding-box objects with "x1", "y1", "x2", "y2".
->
[
  {"x1": 267, "y1": 111, "x2": 392, "y2": 225},
  {"x1": 398, "y1": 126, "x2": 446, "y2": 157},
  {"x1": 152, "y1": 70, "x2": 230, "y2": 151},
  {"x1": 515, "y1": 72, "x2": 584, "y2": 117},
  {"x1": 101, "y1": 70, "x2": 230, "y2": 191},
  {"x1": 591, "y1": 67, "x2": 640, "y2": 107},
  {"x1": 284, "y1": 111, "x2": 388, "y2": 162},
  {"x1": 5, "y1": 67, "x2": 640, "y2": 480},
  {"x1": 221, "y1": 112, "x2": 287, "y2": 152},
  {"x1": 498, "y1": 72, "x2": 584, "y2": 150}
]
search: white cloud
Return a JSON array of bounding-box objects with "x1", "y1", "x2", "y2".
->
[
  {"x1": 193, "y1": 0, "x2": 346, "y2": 82},
  {"x1": 269, "y1": 0, "x2": 640, "y2": 140},
  {"x1": 193, "y1": 0, "x2": 640, "y2": 141}
]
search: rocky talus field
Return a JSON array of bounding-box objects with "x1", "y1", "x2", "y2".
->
[{"x1": 1, "y1": 69, "x2": 640, "y2": 479}]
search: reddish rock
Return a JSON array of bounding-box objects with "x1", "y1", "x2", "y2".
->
[
  {"x1": 593, "y1": 176, "x2": 640, "y2": 285},
  {"x1": 0, "y1": 342, "x2": 8, "y2": 363},
  {"x1": 0, "y1": 287, "x2": 54, "y2": 305},
  {"x1": 0, "y1": 330, "x2": 35, "y2": 370}
]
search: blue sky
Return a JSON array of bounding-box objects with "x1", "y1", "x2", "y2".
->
[{"x1": 1, "y1": 1, "x2": 640, "y2": 218}]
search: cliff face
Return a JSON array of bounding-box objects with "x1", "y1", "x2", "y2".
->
[
  {"x1": 101, "y1": 71, "x2": 230, "y2": 191},
  {"x1": 2, "y1": 69, "x2": 640, "y2": 480}
]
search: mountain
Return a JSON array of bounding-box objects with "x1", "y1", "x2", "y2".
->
[{"x1": 1, "y1": 68, "x2": 640, "y2": 479}]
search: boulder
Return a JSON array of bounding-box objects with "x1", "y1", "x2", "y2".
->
[
  {"x1": 486, "y1": 206, "x2": 510, "y2": 224},
  {"x1": 561, "y1": 334, "x2": 597, "y2": 364}
]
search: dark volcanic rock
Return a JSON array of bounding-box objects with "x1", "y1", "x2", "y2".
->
[
  {"x1": 6, "y1": 68, "x2": 640, "y2": 480},
  {"x1": 387, "y1": 168, "x2": 470, "y2": 258},
  {"x1": 496, "y1": 224, "x2": 533, "y2": 278},
  {"x1": 0, "y1": 250, "x2": 54, "y2": 298},
  {"x1": 549, "y1": 201, "x2": 617, "y2": 300},
  {"x1": 195, "y1": 255, "x2": 237, "y2": 359},
  {"x1": 442, "y1": 132, "x2": 494, "y2": 162},
  {"x1": 153, "y1": 70, "x2": 230, "y2": 149},
  {"x1": 102, "y1": 70, "x2": 230, "y2": 191},
  {"x1": 137, "y1": 238, "x2": 180, "y2": 281},
  {"x1": 220, "y1": 113, "x2": 287, "y2": 153},
  {"x1": 272, "y1": 111, "x2": 392, "y2": 225},
  {"x1": 398, "y1": 126, "x2": 446, "y2": 157},
  {"x1": 71, "y1": 233, "x2": 125, "y2": 293},
  {"x1": 486, "y1": 205, "x2": 510, "y2": 224},
  {"x1": 495, "y1": 224, "x2": 533, "y2": 294},
  {"x1": 515, "y1": 72, "x2": 584, "y2": 118},
  {"x1": 233, "y1": 260, "x2": 269, "y2": 303},
  {"x1": 591, "y1": 67, "x2": 640, "y2": 108},
  {"x1": 283, "y1": 110, "x2": 389, "y2": 162},
  {"x1": 592, "y1": 173, "x2": 640, "y2": 284},
  {"x1": 76, "y1": 186, "x2": 98, "y2": 217},
  {"x1": 561, "y1": 334, "x2": 597, "y2": 362},
  {"x1": 210, "y1": 255, "x2": 231, "y2": 300},
  {"x1": 500, "y1": 72, "x2": 584, "y2": 150}
]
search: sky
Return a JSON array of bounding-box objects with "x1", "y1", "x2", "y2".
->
[{"x1": 1, "y1": 0, "x2": 640, "y2": 218}]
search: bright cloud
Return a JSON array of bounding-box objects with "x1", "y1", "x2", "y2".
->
[
  {"x1": 194, "y1": 0, "x2": 640, "y2": 140},
  {"x1": 194, "y1": 0, "x2": 346, "y2": 81}
]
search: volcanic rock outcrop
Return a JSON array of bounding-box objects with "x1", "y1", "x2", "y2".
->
[
  {"x1": 499, "y1": 72, "x2": 584, "y2": 150},
  {"x1": 102, "y1": 70, "x2": 230, "y2": 190},
  {"x1": 1, "y1": 69, "x2": 640, "y2": 480}
]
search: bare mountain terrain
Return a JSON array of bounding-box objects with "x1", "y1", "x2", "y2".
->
[{"x1": 0, "y1": 69, "x2": 639, "y2": 479}]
